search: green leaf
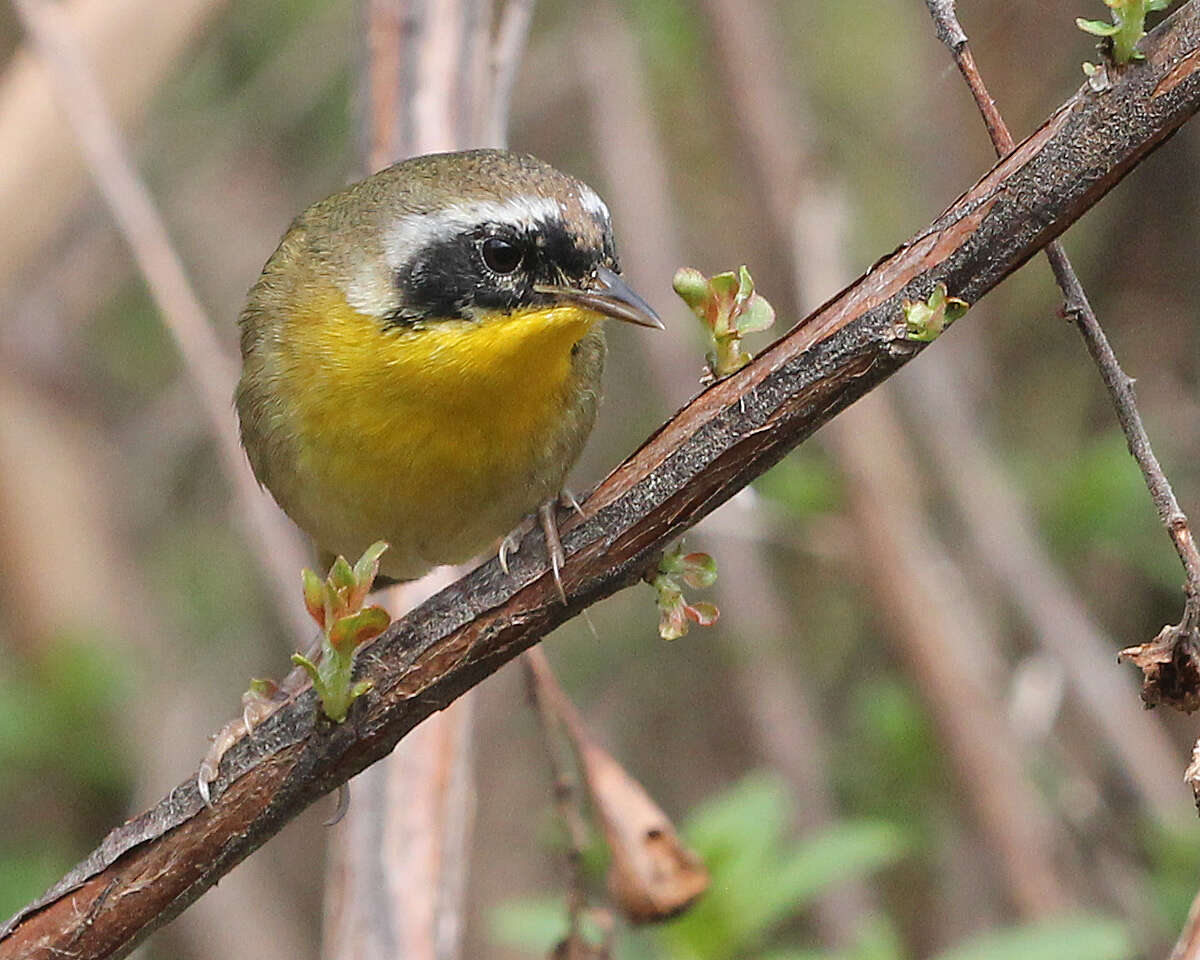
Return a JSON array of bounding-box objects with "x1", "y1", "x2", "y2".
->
[
  {"x1": 680, "y1": 552, "x2": 718, "y2": 589},
  {"x1": 735, "y1": 264, "x2": 755, "y2": 305},
  {"x1": 930, "y1": 917, "x2": 1134, "y2": 960},
  {"x1": 684, "y1": 774, "x2": 790, "y2": 880},
  {"x1": 735, "y1": 293, "x2": 776, "y2": 334},
  {"x1": 1076, "y1": 17, "x2": 1122, "y2": 35},
  {"x1": 684, "y1": 601, "x2": 720, "y2": 626},
  {"x1": 488, "y1": 897, "x2": 569, "y2": 954},
  {"x1": 659, "y1": 595, "x2": 690, "y2": 640},
  {"x1": 329, "y1": 606, "x2": 391, "y2": 655},
  {"x1": 322, "y1": 580, "x2": 346, "y2": 625},
  {"x1": 290, "y1": 653, "x2": 322, "y2": 702},
  {"x1": 658, "y1": 542, "x2": 687, "y2": 575},
  {"x1": 329, "y1": 554, "x2": 355, "y2": 590},
  {"x1": 671, "y1": 776, "x2": 908, "y2": 957},
  {"x1": 746, "y1": 821, "x2": 908, "y2": 940},
  {"x1": 709, "y1": 271, "x2": 739, "y2": 300},
  {"x1": 754, "y1": 453, "x2": 841, "y2": 517},
  {"x1": 246, "y1": 677, "x2": 280, "y2": 699},
  {"x1": 848, "y1": 914, "x2": 907, "y2": 960},
  {"x1": 353, "y1": 541, "x2": 389, "y2": 587},
  {"x1": 301, "y1": 568, "x2": 325, "y2": 627},
  {"x1": 773, "y1": 821, "x2": 908, "y2": 905},
  {"x1": 673, "y1": 267, "x2": 710, "y2": 313}
]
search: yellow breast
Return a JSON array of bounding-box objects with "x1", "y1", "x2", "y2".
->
[{"x1": 259, "y1": 286, "x2": 605, "y2": 579}]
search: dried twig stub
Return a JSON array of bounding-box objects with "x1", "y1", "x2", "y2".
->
[
  {"x1": 1119, "y1": 623, "x2": 1200, "y2": 714},
  {"x1": 526, "y1": 648, "x2": 708, "y2": 925},
  {"x1": 577, "y1": 740, "x2": 709, "y2": 923}
]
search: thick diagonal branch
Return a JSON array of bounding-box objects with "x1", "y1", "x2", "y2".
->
[{"x1": 5, "y1": 4, "x2": 1200, "y2": 957}]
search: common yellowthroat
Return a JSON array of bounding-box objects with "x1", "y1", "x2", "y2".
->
[{"x1": 236, "y1": 149, "x2": 662, "y2": 589}]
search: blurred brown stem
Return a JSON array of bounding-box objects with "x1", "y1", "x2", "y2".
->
[
  {"x1": 0, "y1": 0, "x2": 230, "y2": 296},
  {"x1": 485, "y1": 0, "x2": 535, "y2": 148},
  {"x1": 524, "y1": 648, "x2": 594, "y2": 937},
  {"x1": 898, "y1": 354, "x2": 1187, "y2": 822},
  {"x1": 9, "y1": 0, "x2": 313, "y2": 641},
  {"x1": 361, "y1": 0, "x2": 496, "y2": 168}
]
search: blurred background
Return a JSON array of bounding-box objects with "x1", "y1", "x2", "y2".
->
[{"x1": 2, "y1": 0, "x2": 1200, "y2": 958}]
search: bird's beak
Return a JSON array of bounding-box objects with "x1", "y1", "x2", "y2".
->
[{"x1": 534, "y1": 264, "x2": 665, "y2": 330}]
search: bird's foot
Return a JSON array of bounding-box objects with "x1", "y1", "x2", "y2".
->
[
  {"x1": 197, "y1": 676, "x2": 292, "y2": 806},
  {"x1": 538, "y1": 500, "x2": 568, "y2": 604},
  {"x1": 498, "y1": 513, "x2": 538, "y2": 575},
  {"x1": 196, "y1": 670, "x2": 354, "y2": 823},
  {"x1": 498, "y1": 492, "x2": 581, "y2": 603}
]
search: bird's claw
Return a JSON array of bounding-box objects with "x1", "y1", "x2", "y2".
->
[
  {"x1": 498, "y1": 513, "x2": 538, "y2": 574},
  {"x1": 498, "y1": 496, "x2": 573, "y2": 603},
  {"x1": 560, "y1": 488, "x2": 585, "y2": 519},
  {"x1": 325, "y1": 783, "x2": 352, "y2": 826},
  {"x1": 538, "y1": 501, "x2": 568, "y2": 604},
  {"x1": 197, "y1": 678, "x2": 291, "y2": 807}
]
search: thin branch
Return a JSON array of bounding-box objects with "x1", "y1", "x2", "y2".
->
[
  {"x1": 0, "y1": 0, "x2": 228, "y2": 295},
  {"x1": 484, "y1": 0, "x2": 535, "y2": 147},
  {"x1": 5, "y1": 7, "x2": 1200, "y2": 955},
  {"x1": 524, "y1": 648, "x2": 593, "y2": 938},
  {"x1": 9, "y1": 0, "x2": 312, "y2": 641},
  {"x1": 923, "y1": 0, "x2": 1200, "y2": 686},
  {"x1": 525, "y1": 647, "x2": 706, "y2": 927}
]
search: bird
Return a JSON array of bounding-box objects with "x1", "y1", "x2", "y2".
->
[{"x1": 235, "y1": 148, "x2": 663, "y2": 596}]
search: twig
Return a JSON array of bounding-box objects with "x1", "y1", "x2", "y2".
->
[
  {"x1": 923, "y1": 0, "x2": 1200, "y2": 697},
  {"x1": 524, "y1": 648, "x2": 592, "y2": 938},
  {"x1": 4, "y1": 12, "x2": 1200, "y2": 952},
  {"x1": 484, "y1": 0, "x2": 535, "y2": 147},
  {"x1": 525, "y1": 648, "x2": 707, "y2": 927},
  {"x1": 9, "y1": 0, "x2": 312, "y2": 641},
  {"x1": 0, "y1": 0, "x2": 228, "y2": 295}
]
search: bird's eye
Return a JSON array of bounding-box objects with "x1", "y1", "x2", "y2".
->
[{"x1": 481, "y1": 235, "x2": 523, "y2": 274}]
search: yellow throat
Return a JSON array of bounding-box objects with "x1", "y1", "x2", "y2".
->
[{"x1": 258, "y1": 284, "x2": 606, "y2": 579}]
